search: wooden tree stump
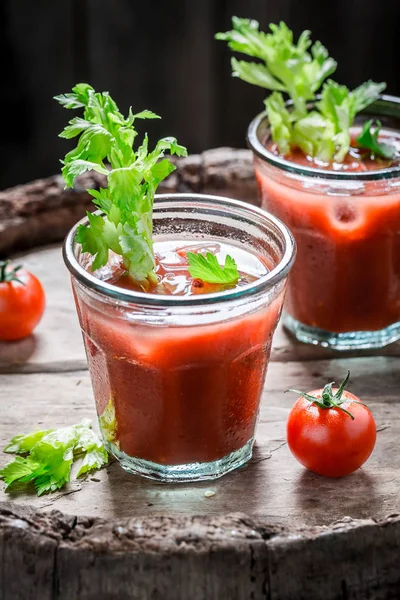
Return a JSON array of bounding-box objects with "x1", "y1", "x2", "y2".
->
[
  {"x1": 2, "y1": 504, "x2": 400, "y2": 600},
  {"x1": 1, "y1": 149, "x2": 400, "y2": 599}
]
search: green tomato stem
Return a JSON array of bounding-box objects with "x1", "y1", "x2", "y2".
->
[
  {"x1": 0, "y1": 261, "x2": 25, "y2": 285},
  {"x1": 285, "y1": 371, "x2": 355, "y2": 419}
]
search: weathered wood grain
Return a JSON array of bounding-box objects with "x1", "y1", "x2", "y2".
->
[
  {"x1": 0, "y1": 148, "x2": 259, "y2": 256},
  {"x1": 0, "y1": 173, "x2": 104, "y2": 258},
  {"x1": 0, "y1": 506, "x2": 271, "y2": 600},
  {"x1": 1, "y1": 503, "x2": 400, "y2": 600},
  {"x1": 1, "y1": 244, "x2": 400, "y2": 374},
  {"x1": 1, "y1": 358, "x2": 399, "y2": 526}
]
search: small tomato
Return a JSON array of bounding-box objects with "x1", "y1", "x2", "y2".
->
[
  {"x1": 0, "y1": 261, "x2": 46, "y2": 341},
  {"x1": 286, "y1": 371, "x2": 376, "y2": 478}
]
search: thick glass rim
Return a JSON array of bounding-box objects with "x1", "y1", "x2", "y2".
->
[
  {"x1": 63, "y1": 193, "x2": 296, "y2": 307},
  {"x1": 247, "y1": 94, "x2": 400, "y2": 181}
]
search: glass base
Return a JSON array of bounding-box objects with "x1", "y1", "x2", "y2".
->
[
  {"x1": 107, "y1": 438, "x2": 254, "y2": 482},
  {"x1": 284, "y1": 313, "x2": 400, "y2": 351}
]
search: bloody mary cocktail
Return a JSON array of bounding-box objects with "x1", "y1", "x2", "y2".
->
[
  {"x1": 248, "y1": 98, "x2": 400, "y2": 349},
  {"x1": 64, "y1": 194, "x2": 295, "y2": 481},
  {"x1": 57, "y1": 84, "x2": 295, "y2": 481},
  {"x1": 217, "y1": 18, "x2": 400, "y2": 348}
]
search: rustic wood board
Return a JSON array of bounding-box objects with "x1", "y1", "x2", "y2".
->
[
  {"x1": 1, "y1": 359, "x2": 399, "y2": 526},
  {"x1": 0, "y1": 244, "x2": 399, "y2": 527}
]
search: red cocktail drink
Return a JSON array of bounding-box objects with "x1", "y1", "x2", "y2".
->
[
  {"x1": 64, "y1": 194, "x2": 295, "y2": 481},
  {"x1": 248, "y1": 98, "x2": 400, "y2": 350},
  {"x1": 216, "y1": 17, "x2": 400, "y2": 349}
]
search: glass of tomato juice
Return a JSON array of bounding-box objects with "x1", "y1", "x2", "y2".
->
[
  {"x1": 63, "y1": 194, "x2": 295, "y2": 481},
  {"x1": 248, "y1": 96, "x2": 400, "y2": 350}
]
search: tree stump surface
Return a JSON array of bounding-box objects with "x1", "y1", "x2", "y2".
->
[{"x1": 1, "y1": 149, "x2": 400, "y2": 599}]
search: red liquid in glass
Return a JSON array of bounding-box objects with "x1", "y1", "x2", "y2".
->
[
  {"x1": 256, "y1": 133, "x2": 400, "y2": 333},
  {"x1": 75, "y1": 241, "x2": 284, "y2": 465}
]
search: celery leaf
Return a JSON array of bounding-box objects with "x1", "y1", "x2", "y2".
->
[
  {"x1": 0, "y1": 420, "x2": 108, "y2": 496},
  {"x1": 56, "y1": 84, "x2": 187, "y2": 284},
  {"x1": 187, "y1": 252, "x2": 240, "y2": 284},
  {"x1": 217, "y1": 19, "x2": 387, "y2": 162},
  {"x1": 217, "y1": 19, "x2": 336, "y2": 118},
  {"x1": 356, "y1": 120, "x2": 396, "y2": 160}
]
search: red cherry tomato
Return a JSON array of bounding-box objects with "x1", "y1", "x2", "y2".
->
[
  {"x1": 286, "y1": 372, "x2": 376, "y2": 478},
  {"x1": 0, "y1": 261, "x2": 46, "y2": 341}
]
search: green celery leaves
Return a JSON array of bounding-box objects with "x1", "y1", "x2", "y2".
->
[
  {"x1": 56, "y1": 84, "x2": 187, "y2": 285},
  {"x1": 217, "y1": 19, "x2": 336, "y2": 120},
  {"x1": 265, "y1": 92, "x2": 293, "y2": 155},
  {"x1": 217, "y1": 19, "x2": 388, "y2": 162},
  {"x1": 291, "y1": 80, "x2": 387, "y2": 162},
  {"x1": 0, "y1": 420, "x2": 108, "y2": 496}
]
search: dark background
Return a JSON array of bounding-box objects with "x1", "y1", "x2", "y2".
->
[{"x1": 1, "y1": 0, "x2": 399, "y2": 189}]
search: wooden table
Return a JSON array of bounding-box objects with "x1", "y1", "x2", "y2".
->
[{"x1": 1, "y1": 150, "x2": 400, "y2": 599}]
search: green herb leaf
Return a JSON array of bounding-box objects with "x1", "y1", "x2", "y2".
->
[
  {"x1": 74, "y1": 425, "x2": 109, "y2": 478},
  {"x1": 217, "y1": 19, "x2": 336, "y2": 118},
  {"x1": 77, "y1": 448, "x2": 108, "y2": 478},
  {"x1": 56, "y1": 84, "x2": 187, "y2": 284},
  {"x1": 187, "y1": 252, "x2": 240, "y2": 285},
  {"x1": 131, "y1": 109, "x2": 161, "y2": 121},
  {"x1": 356, "y1": 119, "x2": 396, "y2": 160},
  {"x1": 0, "y1": 420, "x2": 108, "y2": 496},
  {"x1": 352, "y1": 81, "x2": 387, "y2": 114},
  {"x1": 217, "y1": 19, "x2": 387, "y2": 162},
  {"x1": 291, "y1": 79, "x2": 386, "y2": 162},
  {"x1": 61, "y1": 159, "x2": 108, "y2": 188},
  {"x1": 59, "y1": 117, "x2": 93, "y2": 140},
  {"x1": 231, "y1": 58, "x2": 285, "y2": 91},
  {"x1": 4, "y1": 429, "x2": 53, "y2": 454},
  {"x1": 315, "y1": 80, "x2": 386, "y2": 161},
  {"x1": 54, "y1": 83, "x2": 93, "y2": 109},
  {"x1": 264, "y1": 92, "x2": 293, "y2": 155},
  {"x1": 293, "y1": 111, "x2": 335, "y2": 163},
  {"x1": 0, "y1": 456, "x2": 38, "y2": 483},
  {"x1": 99, "y1": 398, "x2": 118, "y2": 445}
]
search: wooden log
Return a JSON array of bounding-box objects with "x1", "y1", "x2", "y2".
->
[
  {"x1": 1, "y1": 504, "x2": 400, "y2": 600},
  {"x1": 0, "y1": 172, "x2": 104, "y2": 257},
  {"x1": 0, "y1": 148, "x2": 259, "y2": 256}
]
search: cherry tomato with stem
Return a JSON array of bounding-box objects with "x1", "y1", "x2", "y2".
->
[
  {"x1": 0, "y1": 260, "x2": 46, "y2": 341},
  {"x1": 286, "y1": 371, "x2": 376, "y2": 478}
]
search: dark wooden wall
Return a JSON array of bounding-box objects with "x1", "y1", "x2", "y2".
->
[{"x1": 1, "y1": 0, "x2": 399, "y2": 189}]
